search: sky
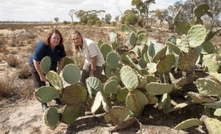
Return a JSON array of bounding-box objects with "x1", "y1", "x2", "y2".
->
[{"x1": 0, "y1": 0, "x2": 180, "y2": 22}]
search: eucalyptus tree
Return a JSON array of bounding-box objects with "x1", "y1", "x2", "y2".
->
[
  {"x1": 105, "y1": 13, "x2": 112, "y2": 24},
  {"x1": 54, "y1": 17, "x2": 59, "y2": 23},
  {"x1": 68, "y1": 9, "x2": 75, "y2": 22},
  {"x1": 131, "y1": 0, "x2": 156, "y2": 27}
]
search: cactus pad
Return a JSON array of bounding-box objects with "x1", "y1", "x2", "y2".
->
[
  {"x1": 104, "y1": 106, "x2": 135, "y2": 131},
  {"x1": 194, "y1": 3, "x2": 209, "y2": 17},
  {"x1": 194, "y1": 78, "x2": 221, "y2": 97},
  {"x1": 44, "y1": 107, "x2": 60, "y2": 129},
  {"x1": 86, "y1": 77, "x2": 103, "y2": 98},
  {"x1": 62, "y1": 64, "x2": 80, "y2": 85},
  {"x1": 120, "y1": 65, "x2": 139, "y2": 91},
  {"x1": 40, "y1": 56, "x2": 51, "y2": 74},
  {"x1": 103, "y1": 79, "x2": 118, "y2": 94},
  {"x1": 126, "y1": 89, "x2": 149, "y2": 116},
  {"x1": 174, "y1": 118, "x2": 201, "y2": 130},
  {"x1": 202, "y1": 116, "x2": 221, "y2": 134},
  {"x1": 35, "y1": 86, "x2": 60, "y2": 103},
  {"x1": 106, "y1": 52, "x2": 119, "y2": 70},
  {"x1": 60, "y1": 105, "x2": 80, "y2": 124},
  {"x1": 187, "y1": 24, "x2": 207, "y2": 48},
  {"x1": 100, "y1": 43, "x2": 112, "y2": 59},
  {"x1": 145, "y1": 82, "x2": 174, "y2": 95},
  {"x1": 61, "y1": 84, "x2": 87, "y2": 106},
  {"x1": 46, "y1": 71, "x2": 63, "y2": 91},
  {"x1": 157, "y1": 53, "x2": 175, "y2": 74}
]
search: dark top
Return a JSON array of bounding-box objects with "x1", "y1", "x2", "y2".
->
[{"x1": 29, "y1": 40, "x2": 66, "y2": 71}]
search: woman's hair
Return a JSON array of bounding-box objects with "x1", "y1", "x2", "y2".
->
[
  {"x1": 44, "y1": 29, "x2": 64, "y2": 46},
  {"x1": 71, "y1": 30, "x2": 82, "y2": 53}
]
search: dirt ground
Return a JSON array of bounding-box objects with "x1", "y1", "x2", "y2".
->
[
  {"x1": 0, "y1": 96, "x2": 207, "y2": 134},
  {"x1": 0, "y1": 23, "x2": 219, "y2": 134}
]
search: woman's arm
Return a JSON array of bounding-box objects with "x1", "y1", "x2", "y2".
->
[
  {"x1": 57, "y1": 57, "x2": 65, "y2": 74},
  {"x1": 90, "y1": 56, "x2": 97, "y2": 76},
  {"x1": 33, "y1": 59, "x2": 47, "y2": 82}
]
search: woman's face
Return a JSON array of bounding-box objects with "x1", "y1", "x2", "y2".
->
[
  {"x1": 50, "y1": 33, "x2": 60, "y2": 47},
  {"x1": 71, "y1": 33, "x2": 82, "y2": 46}
]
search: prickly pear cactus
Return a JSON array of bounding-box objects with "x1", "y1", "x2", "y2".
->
[
  {"x1": 126, "y1": 89, "x2": 149, "y2": 116},
  {"x1": 44, "y1": 107, "x2": 60, "y2": 129},
  {"x1": 174, "y1": 118, "x2": 202, "y2": 130},
  {"x1": 145, "y1": 83, "x2": 174, "y2": 95},
  {"x1": 120, "y1": 65, "x2": 139, "y2": 91},
  {"x1": 35, "y1": 86, "x2": 60, "y2": 103},
  {"x1": 201, "y1": 115, "x2": 221, "y2": 134},
  {"x1": 62, "y1": 64, "x2": 81, "y2": 85},
  {"x1": 106, "y1": 52, "x2": 119, "y2": 70},
  {"x1": 187, "y1": 24, "x2": 207, "y2": 48},
  {"x1": 194, "y1": 78, "x2": 221, "y2": 97},
  {"x1": 60, "y1": 105, "x2": 80, "y2": 124},
  {"x1": 60, "y1": 84, "x2": 87, "y2": 106},
  {"x1": 86, "y1": 77, "x2": 103, "y2": 98},
  {"x1": 40, "y1": 56, "x2": 51, "y2": 74},
  {"x1": 194, "y1": 3, "x2": 209, "y2": 17},
  {"x1": 91, "y1": 91, "x2": 109, "y2": 113},
  {"x1": 46, "y1": 70, "x2": 63, "y2": 91},
  {"x1": 104, "y1": 106, "x2": 135, "y2": 131}
]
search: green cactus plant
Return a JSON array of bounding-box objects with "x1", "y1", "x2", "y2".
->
[
  {"x1": 104, "y1": 106, "x2": 135, "y2": 131},
  {"x1": 174, "y1": 118, "x2": 202, "y2": 130},
  {"x1": 86, "y1": 77, "x2": 103, "y2": 98},
  {"x1": 62, "y1": 64, "x2": 81, "y2": 85},
  {"x1": 40, "y1": 56, "x2": 51, "y2": 74},
  {"x1": 120, "y1": 65, "x2": 139, "y2": 91},
  {"x1": 126, "y1": 89, "x2": 149, "y2": 116},
  {"x1": 43, "y1": 107, "x2": 60, "y2": 129},
  {"x1": 46, "y1": 70, "x2": 63, "y2": 91},
  {"x1": 106, "y1": 52, "x2": 119, "y2": 70},
  {"x1": 60, "y1": 84, "x2": 87, "y2": 106},
  {"x1": 35, "y1": 86, "x2": 60, "y2": 103},
  {"x1": 60, "y1": 105, "x2": 80, "y2": 124}
]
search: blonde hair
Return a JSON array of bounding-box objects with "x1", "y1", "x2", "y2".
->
[{"x1": 71, "y1": 30, "x2": 82, "y2": 53}]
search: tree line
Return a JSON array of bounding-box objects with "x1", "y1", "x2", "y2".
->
[{"x1": 54, "y1": 0, "x2": 221, "y2": 29}]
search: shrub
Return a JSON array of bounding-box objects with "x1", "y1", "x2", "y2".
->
[
  {"x1": 17, "y1": 63, "x2": 31, "y2": 79},
  {"x1": 5, "y1": 54, "x2": 20, "y2": 68},
  {"x1": 0, "y1": 72, "x2": 15, "y2": 98}
]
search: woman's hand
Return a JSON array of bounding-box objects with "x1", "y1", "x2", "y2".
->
[{"x1": 89, "y1": 70, "x2": 94, "y2": 77}]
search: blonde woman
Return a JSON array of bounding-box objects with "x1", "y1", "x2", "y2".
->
[{"x1": 70, "y1": 30, "x2": 105, "y2": 85}]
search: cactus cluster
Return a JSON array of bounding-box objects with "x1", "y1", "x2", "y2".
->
[{"x1": 35, "y1": 3, "x2": 221, "y2": 132}]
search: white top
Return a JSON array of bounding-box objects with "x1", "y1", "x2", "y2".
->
[{"x1": 80, "y1": 38, "x2": 105, "y2": 66}]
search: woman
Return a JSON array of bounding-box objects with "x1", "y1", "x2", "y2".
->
[
  {"x1": 29, "y1": 29, "x2": 66, "y2": 112},
  {"x1": 70, "y1": 30, "x2": 105, "y2": 85}
]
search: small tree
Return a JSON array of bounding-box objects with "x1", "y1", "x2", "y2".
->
[
  {"x1": 54, "y1": 17, "x2": 59, "y2": 23},
  {"x1": 68, "y1": 9, "x2": 75, "y2": 22}
]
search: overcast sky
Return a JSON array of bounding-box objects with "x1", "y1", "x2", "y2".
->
[{"x1": 0, "y1": 0, "x2": 180, "y2": 22}]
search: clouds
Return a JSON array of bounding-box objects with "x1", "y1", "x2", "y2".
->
[{"x1": 0, "y1": 0, "x2": 177, "y2": 22}]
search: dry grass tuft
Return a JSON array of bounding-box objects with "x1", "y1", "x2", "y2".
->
[
  {"x1": 0, "y1": 72, "x2": 15, "y2": 98},
  {"x1": 17, "y1": 63, "x2": 31, "y2": 79},
  {"x1": 17, "y1": 79, "x2": 35, "y2": 99},
  {"x1": 5, "y1": 54, "x2": 21, "y2": 68}
]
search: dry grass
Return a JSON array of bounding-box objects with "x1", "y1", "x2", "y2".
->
[
  {"x1": 5, "y1": 54, "x2": 21, "y2": 68},
  {"x1": 17, "y1": 63, "x2": 31, "y2": 79},
  {"x1": 0, "y1": 71, "x2": 15, "y2": 98}
]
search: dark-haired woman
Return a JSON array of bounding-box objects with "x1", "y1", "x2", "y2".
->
[{"x1": 29, "y1": 29, "x2": 66, "y2": 112}]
